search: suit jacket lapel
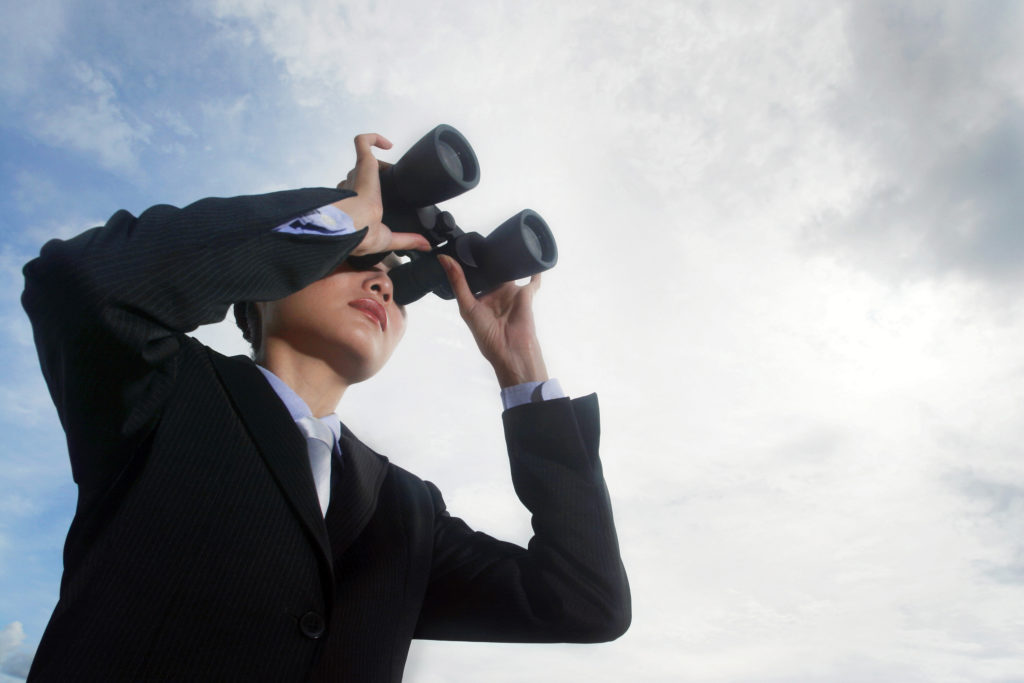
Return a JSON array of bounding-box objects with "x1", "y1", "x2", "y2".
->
[
  {"x1": 328, "y1": 423, "x2": 389, "y2": 558},
  {"x1": 208, "y1": 350, "x2": 392, "y2": 597},
  {"x1": 208, "y1": 351, "x2": 334, "y2": 580}
]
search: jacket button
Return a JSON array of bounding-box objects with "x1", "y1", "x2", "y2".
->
[{"x1": 299, "y1": 611, "x2": 326, "y2": 639}]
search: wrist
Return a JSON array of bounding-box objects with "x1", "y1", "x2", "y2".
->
[
  {"x1": 492, "y1": 349, "x2": 549, "y2": 389},
  {"x1": 331, "y1": 197, "x2": 373, "y2": 240}
]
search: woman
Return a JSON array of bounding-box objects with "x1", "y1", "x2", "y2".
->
[{"x1": 22, "y1": 134, "x2": 629, "y2": 682}]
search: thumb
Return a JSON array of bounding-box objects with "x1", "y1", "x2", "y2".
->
[{"x1": 387, "y1": 232, "x2": 432, "y2": 252}]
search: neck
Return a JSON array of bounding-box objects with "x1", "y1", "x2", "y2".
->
[{"x1": 260, "y1": 340, "x2": 349, "y2": 417}]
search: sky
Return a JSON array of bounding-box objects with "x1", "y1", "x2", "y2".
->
[{"x1": 1, "y1": 0, "x2": 1023, "y2": 681}]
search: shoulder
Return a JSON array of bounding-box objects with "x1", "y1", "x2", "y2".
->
[{"x1": 378, "y1": 459, "x2": 446, "y2": 516}]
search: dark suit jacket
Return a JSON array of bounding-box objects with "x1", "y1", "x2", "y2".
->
[{"x1": 22, "y1": 188, "x2": 630, "y2": 682}]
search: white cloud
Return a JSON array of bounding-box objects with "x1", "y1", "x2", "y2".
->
[
  {"x1": 809, "y1": 0, "x2": 1024, "y2": 284},
  {"x1": 0, "y1": 622, "x2": 30, "y2": 680},
  {"x1": 33, "y1": 62, "x2": 151, "y2": 174},
  {"x1": 0, "y1": 623, "x2": 21, "y2": 655},
  {"x1": 154, "y1": 108, "x2": 197, "y2": 138}
]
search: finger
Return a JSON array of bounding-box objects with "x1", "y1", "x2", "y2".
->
[
  {"x1": 353, "y1": 148, "x2": 380, "y2": 192},
  {"x1": 353, "y1": 132, "x2": 393, "y2": 154},
  {"x1": 515, "y1": 276, "x2": 539, "y2": 308},
  {"x1": 387, "y1": 232, "x2": 432, "y2": 252},
  {"x1": 438, "y1": 255, "x2": 476, "y2": 311},
  {"x1": 353, "y1": 133, "x2": 392, "y2": 193}
]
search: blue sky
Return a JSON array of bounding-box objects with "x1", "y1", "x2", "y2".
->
[{"x1": 3, "y1": 1, "x2": 1024, "y2": 681}]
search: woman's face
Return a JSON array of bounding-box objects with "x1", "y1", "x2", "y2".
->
[{"x1": 259, "y1": 260, "x2": 407, "y2": 383}]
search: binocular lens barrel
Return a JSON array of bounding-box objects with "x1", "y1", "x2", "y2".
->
[
  {"x1": 381, "y1": 125, "x2": 480, "y2": 208},
  {"x1": 478, "y1": 210, "x2": 556, "y2": 282},
  {"x1": 378, "y1": 124, "x2": 558, "y2": 306},
  {"x1": 390, "y1": 210, "x2": 557, "y2": 306}
]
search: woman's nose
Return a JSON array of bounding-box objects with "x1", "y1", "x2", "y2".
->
[{"x1": 367, "y1": 271, "x2": 393, "y2": 303}]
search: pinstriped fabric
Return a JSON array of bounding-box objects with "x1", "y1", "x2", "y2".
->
[
  {"x1": 32, "y1": 342, "x2": 327, "y2": 681},
  {"x1": 23, "y1": 189, "x2": 359, "y2": 680},
  {"x1": 22, "y1": 189, "x2": 629, "y2": 682}
]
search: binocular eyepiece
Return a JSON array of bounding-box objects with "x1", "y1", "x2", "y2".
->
[{"x1": 379, "y1": 125, "x2": 558, "y2": 306}]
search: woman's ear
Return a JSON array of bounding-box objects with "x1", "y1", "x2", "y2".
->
[{"x1": 248, "y1": 301, "x2": 265, "y2": 361}]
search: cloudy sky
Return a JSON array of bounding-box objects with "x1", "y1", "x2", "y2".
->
[{"x1": 2, "y1": 0, "x2": 1023, "y2": 680}]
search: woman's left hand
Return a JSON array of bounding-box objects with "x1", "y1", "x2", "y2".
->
[{"x1": 438, "y1": 255, "x2": 549, "y2": 388}]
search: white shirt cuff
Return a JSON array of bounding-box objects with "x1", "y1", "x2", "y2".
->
[
  {"x1": 272, "y1": 204, "x2": 356, "y2": 235},
  {"x1": 500, "y1": 378, "x2": 565, "y2": 410}
]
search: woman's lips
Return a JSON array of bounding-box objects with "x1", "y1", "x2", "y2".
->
[{"x1": 348, "y1": 298, "x2": 387, "y2": 331}]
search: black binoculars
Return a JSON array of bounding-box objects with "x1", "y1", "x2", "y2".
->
[{"x1": 379, "y1": 125, "x2": 557, "y2": 306}]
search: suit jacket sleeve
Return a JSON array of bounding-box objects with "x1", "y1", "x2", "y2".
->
[
  {"x1": 22, "y1": 188, "x2": 364, "y2": 491},
  {"x1": 414, "y1": 393, "x2": 631, "y2": 643}
]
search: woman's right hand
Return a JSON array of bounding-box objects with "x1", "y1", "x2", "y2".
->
[{"x1": 333, "y1": 133, "x2": 432, "y2": 257}]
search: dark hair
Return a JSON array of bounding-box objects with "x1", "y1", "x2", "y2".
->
[{"x1": 233, "y1": 302, "x2": 262, "y2": 359}]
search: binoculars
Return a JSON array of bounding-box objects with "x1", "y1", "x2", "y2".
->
[{"x1": 379, "y1": 125, "x2": 558, "y2": 305}]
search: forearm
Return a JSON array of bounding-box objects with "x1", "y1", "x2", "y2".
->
[
  {"x1": 503, "y1": 394, "x2": 630, "y2": 638},
  {"x1": 22, "y1": 187, "x2": 364, "y2": 462},
  {"x1": 23, "y1": 188, "x2": 358, "y2": 337},
  {"x1": 417, "y1": 394, "x2": 630, "y2": 643}
]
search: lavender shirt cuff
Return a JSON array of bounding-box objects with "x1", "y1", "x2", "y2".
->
[
  {"x1": 500, "y1": 378, "x2": 566, "y2": 411},
  {"x1": 273, "y1": 204, "x2": 356, "y2": 235}
]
